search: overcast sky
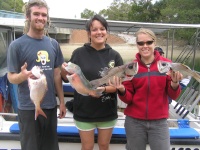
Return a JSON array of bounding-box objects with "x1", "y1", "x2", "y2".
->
[
  {"x1": 23, "y1": 0, "x2": 158, "y2": 19},
  {"x1": 23, "y1": 0, "x2": 113, "y2": 18}
]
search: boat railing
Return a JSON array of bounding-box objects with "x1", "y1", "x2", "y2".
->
[
  {"x1": 173, "y1": 77, "x2": 200, "y2": 119},
  {"x1": 0, "y1": 113, "x2": 18, "y2": 116}
]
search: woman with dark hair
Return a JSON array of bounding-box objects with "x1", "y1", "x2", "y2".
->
[{"x1": 61, "y1": 14, "x2": 123, "y2": 150}]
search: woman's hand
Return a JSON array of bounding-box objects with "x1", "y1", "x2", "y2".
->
[
  {"x1": 167, "y1": 70, "x2": 183, "y2": 89},
  {"x1": 60, "y1": 62, "x2": 69, "y2": 82},
  {"x1": 109, "y1": 76, "x2": 125, "y2": 94},
  {"x1": 61, "y1": 62, "x2": 68, "y2": 73}
]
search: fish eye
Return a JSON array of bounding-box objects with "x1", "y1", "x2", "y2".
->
[
  {"x1": 128, "y1": 64, "x2": 133, "y2": 69},
  {"x1": 161, "y1": 63, "x2": 166, "y2": 66}
]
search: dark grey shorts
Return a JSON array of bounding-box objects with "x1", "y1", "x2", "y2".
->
[
  {"x1": 18, "y1": 107, "x2": 59, "y2": 150},
  {"x1": 125, "y1": 116, "x2": 170, "y2": 150}
]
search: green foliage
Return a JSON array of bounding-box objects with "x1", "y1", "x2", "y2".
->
[
  {"x1": 105, "y1": 0, "x2": 133, "y2": 21},
  {"x1": 128, "y1": 1, "x2": 160, "y2": 22},
  {"x1": 80, "y1": 0, "x2": 200, "y2": 41},
  {"x1": 156, "y1": 0, "x2": 200, "y2": 24},
  {"x1": 81, "y1": 9, "x2": 96, "y2": 19},
  {"x1": 156, "y1": 0, "x2": 200, "y2": 40},
  {"x1": 0, "y1": 0, "x2": 24, "y2": 12},
  {"x1": 81, "y1": 0, "x2": 134, "y2": 21}
]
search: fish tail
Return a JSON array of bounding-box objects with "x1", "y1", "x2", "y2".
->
[
  {"x1": 35, "y1": 107, "x2": 47, "y2": 120},
  {"x1": 95, "y1": 88, "x2": 105, "y2": 96},
  {"x1": 193, "y1": 72, "x2": 200, "y2": 83}
]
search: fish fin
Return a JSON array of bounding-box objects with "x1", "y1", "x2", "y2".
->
[
  {"x1": 78, "y1": 92, "x2": 89, "y2": 96},
  {"x1": 35, "y1": 108, "x2": 47, "y2": 120},
  {"x1": 181, "y1": 63, "x2": 191, "y2": 70},
  {"x1": 99, "y1": 67, "x2": 111, "y2": 77}
]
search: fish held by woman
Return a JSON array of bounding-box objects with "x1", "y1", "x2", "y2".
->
[
  {"x1": 65, "y1": 62, "x2": 104, "y2": 96},
  {"x1": 89, "y1": 61, "x2": 138, "y2": 89},
  {"x1": 157, "y1": 60, "x2": 200, "y2": 83},
  {"x1": 28, "y1": 66, "x2": 48, "y2": 120}
]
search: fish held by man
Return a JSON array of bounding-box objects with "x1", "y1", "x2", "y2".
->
[
  {"x1": 157, "y1": 60, "x2": 200, "y2": 83},
  {"x1": 28, "y1": 66, "x2": 48, "y2": 120},
  {"x1": 65, "y1": 62, "x2": 104, "y2": 96},
  {"x1": 89, "y1": 61, "x2": 138, "y2": 89}
]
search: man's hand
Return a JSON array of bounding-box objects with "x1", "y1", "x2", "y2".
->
[{"x1": 58, "y1": 103, "x2": 67, "y2": 119}]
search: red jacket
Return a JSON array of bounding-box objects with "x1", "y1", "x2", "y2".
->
[{"x1": 118, "y1": 51, "x2": 181, "y2": 120}]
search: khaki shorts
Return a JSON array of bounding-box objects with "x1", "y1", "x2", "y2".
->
[{"x1": 74, "y1": 119, "x2": 117, "y2": 131}]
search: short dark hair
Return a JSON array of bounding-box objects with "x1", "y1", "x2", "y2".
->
[
  {"x1": 154, "y1": 47, "x2": 164, "y2": 54},
  {"x1": 85, "y1": 14, "x2": 108, "y2": 32}
]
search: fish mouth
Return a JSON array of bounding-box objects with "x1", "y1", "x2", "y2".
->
[
  {"x1": 67, "y1": 73, "x2": 73, "y2": 76},
  {"x1": 65, "y1": 68, "x2": 76, "y2": 76},
  {"x1": 30, "y1": 75, "x2": 39, "y2": 80},
  {"x1": 126, "y1": 74, "x2": 133, "y2": 77}
]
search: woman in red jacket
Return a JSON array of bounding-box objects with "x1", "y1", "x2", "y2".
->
[{"x1": 110, "y1": 28, "x2": 183, "y2": 150}]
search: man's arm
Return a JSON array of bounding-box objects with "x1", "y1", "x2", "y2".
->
[
  {"x1": 7, "y1": 63, "x2": 32, "y2": 84},
  {"x1": 54, "y1": 67, "x2": 66, "y2": 119}
]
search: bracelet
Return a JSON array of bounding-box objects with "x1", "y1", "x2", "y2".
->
[
  {"x1": 104, "y1": 86, "x2": 106, "y2": 92},
  {"x1": 171, "y1": 80, "x2": 178, "y2": 83}
]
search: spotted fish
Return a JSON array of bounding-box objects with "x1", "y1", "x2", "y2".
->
[{"x1": 90, "y1": 61, "x2": 138, "y2": 89}]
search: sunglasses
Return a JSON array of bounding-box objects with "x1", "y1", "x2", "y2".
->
[{"x1": 137, "y1": 41, "x2": 154, "y2": 46}]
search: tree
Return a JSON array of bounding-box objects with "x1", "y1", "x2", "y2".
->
[
  {"x1": 128, "y1": 1, "x2": 160, "y2": 22},
  {"x1": 101, "y1": 0, "x2": 134, "y2": 21},
  {"x1": 157, "y1": 0, "x2": 200, "y2": 24},
  {"x1": 81, "y1": 9, "x2": 96, "y2": 19},
  {"x1": 0, "y1": 0, "x2": 24, "y2": 12},
  {"x1": 156, "y1": 0, "x2": 200, "y2": 40},
  {"x1": 80, "y1": 0, "x2": 134, "y2": 21},
  {"x1": 79, "y1": 0, "x2": 199, "y2": 40}
]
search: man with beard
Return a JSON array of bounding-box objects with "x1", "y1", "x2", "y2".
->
[{"x1": 7, "y1": 0, "x2": 66, "y2": 150}]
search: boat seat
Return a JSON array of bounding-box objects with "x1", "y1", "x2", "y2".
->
[
  {"x1": 9, "y1": 122, "x2": 200, "y2": 139},
  {"x1": 63, "y1": 83, "x2": 75, "y2": 95},
  {"x1": 9, "y1": 123, "x2": 126, "y2": 138},
  {"x1": 169, "y1": 128, "x2": 199, "y2": 139}
]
